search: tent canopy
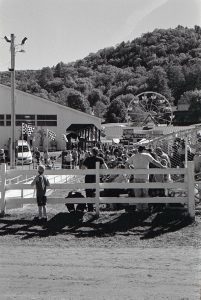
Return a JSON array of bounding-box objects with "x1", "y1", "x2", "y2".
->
[
  {"x1": 66, "y1": 124, "x2": 98, "y2": 134},
  {"x1": 66, "y1": 124, "x2": 100, "y2": 145}
]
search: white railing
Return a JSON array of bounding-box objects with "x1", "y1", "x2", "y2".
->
[{"x1": 0, "y1": 162, "x2": 196, "y2": 219}]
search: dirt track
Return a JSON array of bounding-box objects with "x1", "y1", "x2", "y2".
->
[
  {"x1": 0, "y1": 245, "x2": 200, "y2": 300},
  {"x1": 0, "y1": 206, "x2": 201, "y2": 299}
]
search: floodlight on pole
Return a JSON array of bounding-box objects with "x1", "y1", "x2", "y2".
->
[{"x1": 4, "y1": 34, "x2": 27, "y2": 168}]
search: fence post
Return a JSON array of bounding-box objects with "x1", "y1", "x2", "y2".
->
[
  {"x1": 95, "y1": 162, "x2": 100, "y2": 216},
  {"x1": 187, "y1": 161, "x2": 195, "y2": 219},
  {"x1": 21, "y1": 187, "x2": 24, "y2": 198},
  {"x1": 184, "y1": 135, "x2": 188, "y2": 168},
  {"x1": 0, "y1": 163, "x2": 7, "y2": 216}
]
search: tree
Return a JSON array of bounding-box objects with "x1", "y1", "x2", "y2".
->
[
  {"x1": 147, "y1": 66, "x2": 172, "y2": 102},
  {"x1": 46, "y1": 78, "x2": 64, "y2": 93},
  {"x1": 93, "y1": 101, "x2": 107, "y2": 119},
  {"x1": 75, "y1": 78, "x2": 92, "y2": 94},
  {"x1": 88, "y1": 88, "x2": 107, "y2": 107},
  {"x1": 38, "y1": 67, "x2": 54, "y2": 88},
  {"x1": 66, "y1": 90, "x2": 90, "y2": 113},
  {"x1": 167, "y1": 65, "x2": 185, "y2": 104},
  {"x1": 183, "y1": 63, "x2": 201, "y2": 92},
  {"x1": 104, "y1": 99, "x2": 127, "y2": 123},
  {"x1": 54, "y1": 62, "x2": 67, "y2": 77},
  {"x1": 114, "y1": 94, "x2": 135, "y2": 108}
]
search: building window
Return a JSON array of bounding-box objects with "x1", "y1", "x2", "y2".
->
[
  {"x1": 6, "y1": 114, "x2": 11, "y2": 126},
  {"x1": 37, "y1": 115, "x2": 57, "y2": 126},
  {"x1": 5, "y1": 114, "x2": 57, "y2": 127},
  {"x1": 0, "y1": 115, "x2": 4, "y2": 126},
  {"x1": 16, "y1": 114, "x2": 35, "y2": 126}
]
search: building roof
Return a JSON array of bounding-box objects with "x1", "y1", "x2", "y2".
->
[{"x1": 0, "y1": 84, "x2": 101, "y2": 123}]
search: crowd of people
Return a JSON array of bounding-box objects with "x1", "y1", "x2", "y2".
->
[
  {"x1": 58, "y1": 137, "x2": 200, "y2": 214},
  {"x1": 60, "y1": 138, "x2": 196, "y2": 172}
]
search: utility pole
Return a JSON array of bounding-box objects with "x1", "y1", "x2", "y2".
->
[
  {"x1": 4, "y1": 34, "x2": 27, "y2": 168},
  {"x1": 10, "y1": 33, "x2": 16, "y2": 169}
]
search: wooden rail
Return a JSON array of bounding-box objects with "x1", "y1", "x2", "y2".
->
[{"x1": 0, "y1": 162, "x2": 195, "y2": 219}]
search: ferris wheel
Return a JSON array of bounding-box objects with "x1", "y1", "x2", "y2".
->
[{"x1": 127, "y1": 91, "x2": 173, "y2": 126}]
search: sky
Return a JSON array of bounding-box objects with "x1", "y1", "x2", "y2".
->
[{"x1": 0, "y1": 0, "x2": 201, "y2": 71}]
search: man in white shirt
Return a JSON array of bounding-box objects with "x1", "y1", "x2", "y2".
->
[{"x1": 127, "y1": 145, "x2": 164, "y2": 211}]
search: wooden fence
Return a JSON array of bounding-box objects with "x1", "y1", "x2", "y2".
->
[{"x1": 0, "y1": 162, "x2": 196, "y2": 219}]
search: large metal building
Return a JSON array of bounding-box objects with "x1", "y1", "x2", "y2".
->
[{"x1": 0, "y1": 84, "x2": 101, "y2": 151}]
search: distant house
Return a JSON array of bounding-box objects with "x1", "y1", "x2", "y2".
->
[{"x1": 173, "y1": 101, "x2": 200, "y2": 126}]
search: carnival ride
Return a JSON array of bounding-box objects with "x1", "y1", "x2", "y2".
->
[{"x1": 127, "y1": 91, "x2": 174, "y2": 126}]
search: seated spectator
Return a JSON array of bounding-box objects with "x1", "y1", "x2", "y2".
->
[{"x1": 65, "y1": 191, "x2": 86, "y2": 214}]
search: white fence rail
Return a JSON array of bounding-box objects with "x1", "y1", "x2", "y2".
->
[{"x1": 0, "y1": 162, "x2": 196, "y2": 219}]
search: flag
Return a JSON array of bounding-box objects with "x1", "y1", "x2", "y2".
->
[
  {"x1": 22, "y1": 123, "x2": 27, "y2": 135},
  {"x1": 47, "y1": 129, "x2": 56, "y2": 140},
  {"x1": 22, "y1": 123, "x2": 34, "y2": 136},
  {"x1": 27, "y1": 125, "x2": 34, "y2": 136}
]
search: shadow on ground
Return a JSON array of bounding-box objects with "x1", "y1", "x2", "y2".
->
[{"x1": 0, "y1": 209, "x2": 193, "y2": 240}]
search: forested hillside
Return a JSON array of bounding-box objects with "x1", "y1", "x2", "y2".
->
[{"x1": 1, "y1": 25, "x2": 201, "y2": 124}]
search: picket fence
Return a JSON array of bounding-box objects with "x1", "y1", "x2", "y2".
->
[{"x1": 0, "y1": 162, "x2": 196, "y2": 219}]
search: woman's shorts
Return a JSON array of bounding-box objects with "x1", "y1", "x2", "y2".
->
[{"x1": 37, "y1": 196, "x2": 47, "y2": 206}]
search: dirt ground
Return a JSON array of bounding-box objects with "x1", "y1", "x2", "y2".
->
[{"x1": 0, "y1": 204, "x2": 201, "y2": 299}]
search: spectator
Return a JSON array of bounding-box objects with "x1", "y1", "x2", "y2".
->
[
  {"x1": 147, "y1": 147, "x2": 159, "y2": 197},
  {"x1": 64, "y1": 150, "x2": 73, "y2": 169},
  {"x1": 194, "y1": 152, "x2": 201, "y2": 179},
  {"x1": 0, "y1": 149, "x2": 5, "y2": 164},
  {"x1": 170, "y1": 144, "x2": 181, "y2": 168},
  {"x1": 82, "y1": 147, "x2": 107, "y2": 212},
  {"x1": 31, "y1": 165, "x2": 50, "y2": 223},
  {"x1": 152, "y1": 159, "x2": 170, "y2": 197},
  {"x1": 72, "y1": 148, "x2": 78, "y2": 169},
  {"x1": 65, "y1": 191, "x2": 86, "y2": 214},
  {"x1": 177, "y1": 139, "x2": 194, "y2": 167},
  {"x1": 126, "y1": 145, "x2": 165, "y2": 212},
  {"x1": 43, "y1": 150, "x2": 50, "y2": 165},
  {"x1": 34, "y1": 147, "x2": 41, "y2": 165},
  {"x1": 104, "y1": 150, "x2": 111, "y2": 164},
  {"x1": 101, "y1": 163, "x2": 129, "y2": 210},
  {"x1": 155, "y1": 147, "x2": 171, "y2": 167},
  {"x1": 79, "y1": 150, "x2": 86, "y2": 168}
]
